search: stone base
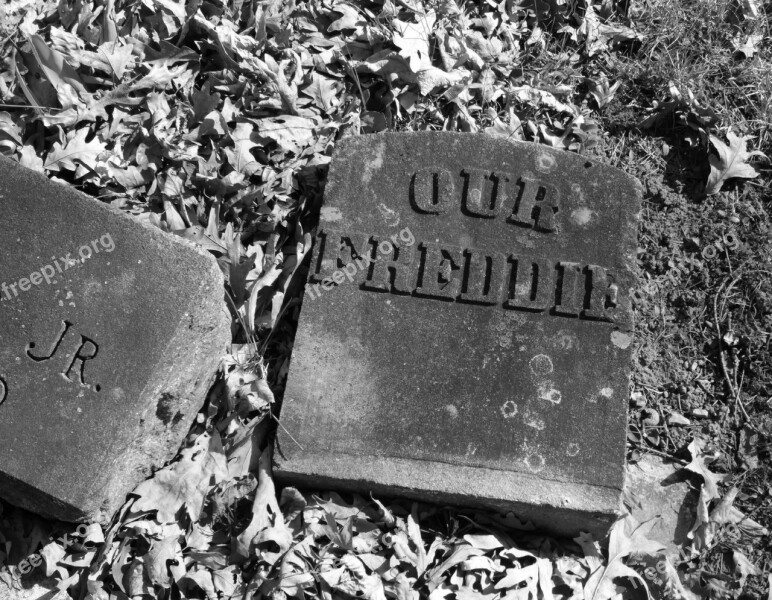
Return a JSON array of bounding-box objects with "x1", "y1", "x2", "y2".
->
[{"x1": 275, "y1": 450, "x2": 621, "y2": 538}]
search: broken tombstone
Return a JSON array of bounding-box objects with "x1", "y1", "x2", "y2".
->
[{"x1": 0, "y1": 157, "x2": 231, "y2": 523}]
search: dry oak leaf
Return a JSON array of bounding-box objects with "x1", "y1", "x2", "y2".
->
[
  {"x1": 256, "y1": 115, "x2": 316, "y2": 153},
  {"x1": 130, "y1": 430, "x2": 228, "y2": 522},
  {"x1": 416, "y1": 66, "x2": 469, "y2": 95},
  {"x1": 393, "y1": 10, "x2": 436, "y2": 72},
  {"x1": 684, "y1": 438, "x2": 726, "y2": 500},
  {"x1": 327, "y1": 2, "x2": 368, "y2": 35},
  {"x1": 583, "y1": 515, "x2": 665, "y2": 600},
  {"x1": 224, "y1": 122, "x2": 260, "y2": 176},
  {"x1": 706, "y1": 130, "x2": 766, "y2": 195},
  {"x1": 302, "y1": 72, "x2": 339, "y2": 114},
  {"x1": 44, "y1": 128, "x2": 106, "y2": 172}
]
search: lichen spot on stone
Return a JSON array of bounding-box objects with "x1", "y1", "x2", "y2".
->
[
  {"x1": 525, "y1": 453, "x2": 545, "y2": 473},
  {"x1": 524, "y1": 410, "x2": 546, "y2": 430},
  {"x1": 444, "y1": 404, "x2": 458, "y2": 418},
  {"x1": 535, "y1": 151, "x2": 557, "y2": 173},
  {"x1": 611, "y1": 330, "x2": 633, "y2": 349},
  {"x1": 500, "y1": 400, "x2": 518, "y2": 418},
  {"x1": 537, "y1": 382, "x2": 562, "y2": 404},
  {"x1": 361, "y1": 141, "x2": 385, "y2": 186},
  {"x1": 376, "y1": 202, "x2": 399, "y2": 226},
  {"x1": 529, "y1": 354, "x2": 554, "y2": 376},
  {"x1": 320, "y1": 206, "x2": 343, "y2": 222},
  {"x1": 570, "y1": 207, "x2": 594, "y2": 226},
  {"x1": 600, "y1": 387, "x2": 614, "y2": 399}
]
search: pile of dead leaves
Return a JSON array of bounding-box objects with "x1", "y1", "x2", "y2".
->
[{"x1": 3, "y1": 434, "x2": 763, "y2": 599}]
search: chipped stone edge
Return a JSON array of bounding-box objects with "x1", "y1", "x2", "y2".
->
[{"x1": 87, "y1": 259, "x2": 231, "y2": 524}]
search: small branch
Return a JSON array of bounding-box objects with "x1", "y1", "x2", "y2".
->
[{"x1": 713, "y1": 279, "x2": 737, "y2": 400}]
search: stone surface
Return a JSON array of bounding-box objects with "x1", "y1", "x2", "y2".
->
[
  {"x1": 275, "y1": 132, "x2": 641, "y2": 536},
  {"x1": 625, "y1": 455, "x2": 699, "y2": 556},
  {"x1": 0, "y1": 157, "x2": 230, "y2": 523}
]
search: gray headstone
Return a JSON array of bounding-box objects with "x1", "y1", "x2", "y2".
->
[
  {"x1": 0, "y1": 158, "x2": 230, "y2": 522},
  {"x1": 275, "y1": 132, "x2": 641, "y2": 537}
]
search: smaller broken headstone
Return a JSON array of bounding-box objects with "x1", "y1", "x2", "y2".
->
[{"x1": 0, "y1": 158, "x2": 231, "y2": 523}]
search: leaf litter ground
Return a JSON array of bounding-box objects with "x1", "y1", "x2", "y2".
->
[{"x1": 0, "y1": 0, "x2": 770, "y2": 599}]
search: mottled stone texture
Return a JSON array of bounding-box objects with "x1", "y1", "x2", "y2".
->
[
  {"x1": 0, "y1": 158, "x2": 230, "y2": 523},
  {"x1": 276, "y1": 132, "x2": 641, "y2": 536}
]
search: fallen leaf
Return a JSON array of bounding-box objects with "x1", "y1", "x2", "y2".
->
[
  {"x1": 706, "y1": 130, "x2": 766, "y2": 195},
  {"x1": 484, "y1": 108, "x2": 524, "y2": 141},
  {"x1": 233, "y1": 446, "x2": 292, "y2": 562},
  {"x1": 733, "y1": 33, "x2": 763, "y2": 58},
  {"x1": 586, "y1": 74, "x2": 621, "y2": 108},
  {"x1": 96, "y1": 41, "x2": 135, "y2": 78},
  {"x1": 393, "y1": 11, "x2": 436, "y2": 72},
  {"x1": 511, "y1": 85, "x2": 577, "y2": 115},
  {"x1": 256, "y1": 115, "x2": 316, "y2": 153},
  {"x1": 145, "y1": 537, "x2": 183, "y2": 588},
  {"x1": 19, "y1": 145, "x2": 45, "y2": 172},
  {"x1": 224, "y1": 122, "x2": 260, "y2": 176},
  {"x1": 327, "y1": 2, "x2": 368, "y2": 35},
  {"x1": 739, "y1": 0, "x2": 760, "y2": 19},
  {"x1": 191, "y1": 81, "x2": 222, "y2": 124},
  {"x1": 733, "y1": 550, "x2": 761, "y2": 591},
  {"x1": 684, "y1": 438, "x2": 724, "y2": 499},
  {"x1": 687, "y1": 485, "x2": 715, "y2": 551},
  {"x1": 27, "y1": 34, "x2": 88, "y2": 109},
  {"x1": 130, "y1": 431, "x2": 228, "y2": 522},
  {"x1": 302, "y1": 72, "x2": 339, "y2": 114},
  {"x1": 416, "y1": 67, "x2": 469, "y2": 95},
  {"x1": 583, "y1": 515, "x2": 664, "y2": 600},
  {"x1": 44, "y1": 129, "x2": 106, "y2": 172}
]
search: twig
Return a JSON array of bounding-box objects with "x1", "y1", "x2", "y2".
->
[
  {"x1": 640, "y1": 446, "x2": 689, "y2": 466},
  {"x1": 713, "y1": 279, "x2": 737, "y2": 400},
  {"x1": 272, "y1": 411, "x2": 304, "y2": 450}
]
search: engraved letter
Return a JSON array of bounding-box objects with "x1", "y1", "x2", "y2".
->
[
  {"x1": 63, "y1": 336, "x2": 99, "y2": 387},
  {"x1": 410, "y1": 168, "x2": 454, "y2": 214},
  {"x1": 459, "y1": 249, "x2": 506, "y2": 305},
  {"x1": 364, "y1": 236, "x2": 416, "y2": 294},
  {"x1": 554, "y1": 262, "x2": 584, "y2": 316},
  {"x1": 462, "y1": 169, "x2": 505, "y2": 218},
  {"x1": 414, "y1": 242, "x2": 463, "y2": 300},
  {"x1": 309, "y1": 228, "x2": 338, "y2": 282},
  {"x1": 309, "y1": 228, "x2": 372, "y2": 285},
  {"x1": 504, "y1": 255, "x2": 554, "y2": 312},
  {"x1": 584, "y1": 265, "x2": 619, "y2": 322},
  {"x1": 508, "y1": 177, "x2": 559, "y2": 231},
  {"x1": 0, "y1": 375, "x2": 6, "y2": 406},
  {"x1": 26, "y1": 320, "x2": 73, "y2": 362}
]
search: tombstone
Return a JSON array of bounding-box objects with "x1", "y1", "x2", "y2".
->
[
  {"x1": 275, "y1": 132, "x2": 641, "y2": 536},
  {"x1": 0, "y1": 158, "x2": 230, "y2": 523}
]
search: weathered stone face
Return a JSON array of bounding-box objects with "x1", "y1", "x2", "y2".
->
[
  {"x1": 0, "y1": 158, "x2": 230, "y2": 523},
  {"x1": 275, "y1": 132, "x2": 641, "y2": 536}
]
